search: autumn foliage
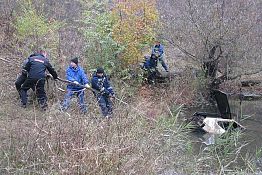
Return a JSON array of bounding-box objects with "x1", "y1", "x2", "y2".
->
[{"x1": 112, "y1": 0, "x2": 158, "y2": 65}]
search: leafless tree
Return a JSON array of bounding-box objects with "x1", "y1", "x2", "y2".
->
[{"x1": 158, "y1": 0, "x2": 261, "y2": 87}]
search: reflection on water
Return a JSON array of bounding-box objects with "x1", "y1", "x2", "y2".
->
[
  {"x1": 184, "y1": 98, "x2": 262, "y2": 149},
  {"x1": 229, "y1": 98, "x2": 262, "y2": 151},
  {"x1": 182, "y1": 97, "x2": 262, "y2": 167}
]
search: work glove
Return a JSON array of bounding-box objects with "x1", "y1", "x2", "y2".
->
[
  {"x1": 46, "y1": 73, "x2": 53, "y2": 79},
  {"x1": 100, "y1": 87, "x2": 105, "y2": 92},
  {"x1": 73, "y1": 81, "x2": 79, "y2": 85},
  {"x1": 155, "y1": 51, "x2": 160, "y2": 58},
  {"x1": 21, "y1": 69, "x2": 28, "y2": 75},
  {"x1": 109, "y1": 93, "x2": 115, "y2": 101},
  {"x1": 84, "y1": 84, "x2": 91, "y2": 89}
]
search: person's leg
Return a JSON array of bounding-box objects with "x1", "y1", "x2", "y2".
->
[
  {"x1": 159, "y1": 56, "x2": 168, "y2": 72},
  {"x1": 105, "y1": 96, "x2": 113, "y2": 115},
  {"x1": 78, "y1": 90, "x2": 87, "y2": 113},
  {"x1": 20, "y1": 79, "x2": 34, "y2": 107},
  {"x1": 148, "y1": 70, "x2": 156, "y2": 84},
  {"x1": 61, "y1": 90, "x2": 74, "y2": 111},
  {"x1": 15, "y1": 73, "x2": 27, "y2": 93},
  {"x1": 35, "y1": 79, "x2": 47, "y2": 109},
  {"x1": 97, "y1": 95, "x2": 108, "y2": 117}
]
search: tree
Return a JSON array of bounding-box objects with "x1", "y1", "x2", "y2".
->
[
  {"x1": 14, "y1": 0, "x2": 63, "y2": 60},
  {"x1": 80, "y1": 0, "x2": 120, "y2": 73},
  {"x1": 159, "y1": 0, "x2": 261, "y2": 88},
  {"x1": 111, "y1": 0, "x2": 159, "y2": 66}
]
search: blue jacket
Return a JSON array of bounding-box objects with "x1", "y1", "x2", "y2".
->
[
  {"x1": 152, "y1": 44, "x2": 164, "y2": 57},
  {"x1": 91, "y1": 74, "x2": 114, "y2": 95},
  {"x1": 142, "y1": 56, "x2": 158, "y2": 70},
  {"x1": 66, "y1": 66, "x2": 89, "y2": 90}
]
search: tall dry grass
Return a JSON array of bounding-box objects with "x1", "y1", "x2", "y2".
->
[{"x1": 0, "y1": 70, "x2": 259, "y2": 175}]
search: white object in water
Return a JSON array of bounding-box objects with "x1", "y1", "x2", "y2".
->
[{"x1": 202, "y1": 117, "x2": 236, "y2": 134}]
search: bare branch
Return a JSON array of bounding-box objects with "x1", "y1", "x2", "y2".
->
[
  {"x1": 0, "y1": 57, "x2": 11, "y2": 63},
  {"x1": 165, "y1": 38, "x2": 198, "y2": 61}
]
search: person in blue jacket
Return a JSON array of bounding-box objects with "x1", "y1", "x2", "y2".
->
[
  {"x1": 141, "y1": 54, "x2": 159, "y2": 83},
  {"x1": 61, "y1": 57, "x2": 90, "y2": 113},
  {"x1": 151, "y1": 40, "x2": 168, "y2": 72},
  {"x1": 142, "y1": 54, "x2": 158, "y2": 71},
  {"x1": 91, "y1": 67, "x2": 115, "y2": 118}
]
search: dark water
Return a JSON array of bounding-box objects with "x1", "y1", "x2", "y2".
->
[
  {"x1": 229, "y1": 98, "x2": 262, "y2": 152},
  {"x1": 182, "y1": 96, "x2": 262, "y2": 169}
]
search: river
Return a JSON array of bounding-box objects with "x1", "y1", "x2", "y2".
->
[{"x1": 182, "y1": 95, "x2": 262, "y2": 171}]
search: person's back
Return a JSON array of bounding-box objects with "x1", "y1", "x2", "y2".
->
[
  {"x1": 142, "y1": 54, "x2": 158, "y2": 70},
  {"x1": 148, "y1": 54, "x2": 158, "y2": 69},
  {"x1": 20, "y1": 50, "x2": 58, "y2": 110},
  {"x1": 25, "y1": 53, "x2": 57, "y2": 79}
]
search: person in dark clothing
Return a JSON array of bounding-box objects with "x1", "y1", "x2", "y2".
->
[
  {"x1": 20, "y1": 50, "x2": 58, "y2": 110},
  {"x1": 141, "y1": 54, "x2": 159, "y2": 83},
  {"x1": 15, "y1": 53, "x2": 37, "y2": 93},
  {"x1": 91, "y1": 68, "x2": 115, "y2": 118},
  {"x1": 151, "y1": 40, "x2": 168, "y2": 72},
  {"x1": 142, "y1": 54, "x2": 158, "y2": 70}
]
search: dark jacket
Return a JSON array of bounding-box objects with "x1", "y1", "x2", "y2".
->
[
  {"x1": 91, "y1": 74, "x2": 114, "y2": 96},
  {"x1": 24, "y1": 53, "x2": 58, "y2": 79},
  {"x1": 66, "y1": 65, "x2": 89, "y2": 91},
  {"x1": 21, "y1": 53, "x2": 38, "y2": 75},
  {"x1": 142, "y1": 56, "x2": 158, "y2": 70}
]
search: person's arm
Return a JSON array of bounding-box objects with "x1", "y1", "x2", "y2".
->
[
  {"x1": 24, "y1": 58, "x2": 31, "y2": 72},
  {"x1": 151, "y1": 46, "x2": 156, "y2": 54},
  {"x1": 104, "y1": 77, "x2": 114, "y2": 95},
  {"x1": 81, "y1": 69, "x2": 89, "y2": 85},
  {"x1": 22, "y1": 58, "x2": 29, "y2": 69},
  {"x1": 91, "y1": 77, "x2": 101, "y2": 91},
  {"x1": 46, "y1": 61, "x2": 58, "y2": 79},
  {"x1": 159, "y1": 44, "x2": 164, "y2": 56}
]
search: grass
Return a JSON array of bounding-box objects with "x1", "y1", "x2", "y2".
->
[
  {"x1": 0, "y1": 82, "x2": 193, "y2": 174},
  {"x1": 0, "y1": 72, "x2": 260, "y2": 174}
]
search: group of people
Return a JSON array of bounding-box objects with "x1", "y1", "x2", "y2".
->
[
  {"x1": 15, "y1": 50, "x2": 115, "y2": 118},
  {"x1": 15, "y1": 40, "x2": 167, "y2": 117},
  {"x1": 60, "y1": 57, "x2": 115, "y2": 117},
  {"x1": 141, "y1": 40, "x2": 169, "y2": 83}
]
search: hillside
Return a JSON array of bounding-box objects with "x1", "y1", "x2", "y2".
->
[{"x1": 0, "y1": 0, "x2": 261, "y2": 174}]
